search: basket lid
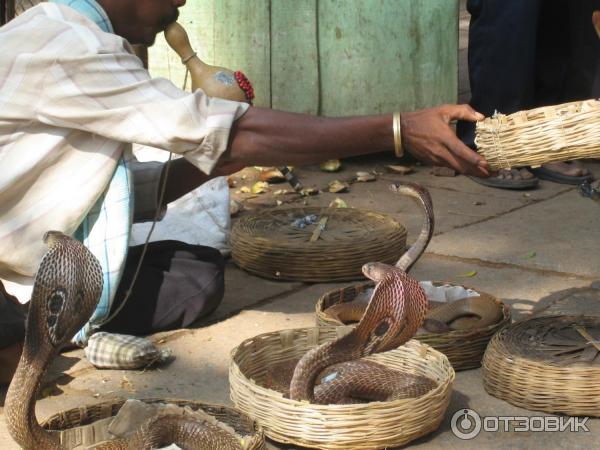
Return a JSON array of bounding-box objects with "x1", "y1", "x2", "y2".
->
[{"x1": 230, "y1": 207, "x2": 407, "y2": 282}]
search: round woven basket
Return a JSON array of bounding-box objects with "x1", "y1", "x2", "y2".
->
[
  {"x1": 230, "y1": 207, "x2": 407, "y2": 282},
  {"x1": 41, "y1": 398, "x2": 265, "y2": 449},
  {"x1": 483, "y1": 315, "x2": 600, "y2": 416},
  {"x1": 475, "y1": 99, "x2": 600, "y2": 170},
  {"x1": 315, "y1": 281, "x2": 510, "y2": 371},
  {"x1": 229, "y1": 326, "x2": 454, "y2": 450}
]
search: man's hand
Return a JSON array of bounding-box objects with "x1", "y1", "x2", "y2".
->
[{"x1": 401, "y1": 104, "x2": 490, "y2": 177}]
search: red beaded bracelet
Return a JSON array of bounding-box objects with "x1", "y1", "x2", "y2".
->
[{"x1": 234, "y1": 71, "x2": 255, "y2": 105}]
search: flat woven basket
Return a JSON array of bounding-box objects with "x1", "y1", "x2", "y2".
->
[
  {"x1": 230, "y1": 207, "x2": 406, "y2": 282},
  {"x1": 483, "y1": 315, "x2": 600, "y2": 416},
  {"x1": 229, "y1": 326, "x2": 454, "y2": 450},
  {"x1": 315, "y1": 281, "x2": 510, "y2": 371},
  {"x1": 475, "y1": 99, "x2": 600, "y2": 170},
  {"x1": 40, "y1": 398, "x2": 265, "y2": 449}
]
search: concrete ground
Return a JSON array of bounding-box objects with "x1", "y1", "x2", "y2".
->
[{"x1": 3, "y1": 2, "x2": 600, "y2": 450}]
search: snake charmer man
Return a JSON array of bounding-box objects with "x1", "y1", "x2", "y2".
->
[{"x1": 0, "y1": 0, "x2": 490, "y2": 383}]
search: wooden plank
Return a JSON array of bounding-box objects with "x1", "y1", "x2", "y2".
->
[
  {"x1": 212, "y1": 0, "x2": 271, "y2": 107},
  {"x1": 270, "y1": 0, "x2": 319, "y2": 114},
  {"x1": 317, "y1": 0, "x2": 458, "y2": 116}
]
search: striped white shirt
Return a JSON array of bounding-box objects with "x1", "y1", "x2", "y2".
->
[{"x1": 0, "y1": 3, "x2": 248, "y2": 307}]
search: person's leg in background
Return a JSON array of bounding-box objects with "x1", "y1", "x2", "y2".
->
[
  {"x1": 100, "y1": 241, "x2": 225, "y2": 336},
  {"x1": 529, "y1": 0, "x2": 599, "y2": 183},
  {"x1": 0, "y1": 283, "x2": 26, "y2": 384},
  {"x1": 458, "y1": 0, "x2": 542, "y2": 188}
]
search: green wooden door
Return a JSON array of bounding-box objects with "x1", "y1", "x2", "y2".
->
[{"x1": 149, "y1": 0, "x2": 458, "y2": 115}]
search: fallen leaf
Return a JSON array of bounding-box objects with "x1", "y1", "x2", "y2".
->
[
  {"x1": 251, "y1": 181, "x2": 269, "y2": 194},
  {"x1": 329, "y1": 198, "x2": 348, "y2": 208},
  {"x1": 320, "y1": 159, "x2": 342, "y2": 172},
  {"x1": 386, "y1": 164, "x2": 414, "y2": 175},
  {"x1": 300, "y1": 187, "x2": 319, "y2": 196},
  {"x1": 522, "y1": 251, "x2": 536, "y2": 259},
  {"x1": 239, "y1": 186, "x2": 250, "y2": 194},
  {"x1": 328, "y1": 180, "x2": 349, "y2": 193},
  {"x1": 355, "y1": 171, "x2": 376, "y2": 182},
  {"x1": 459, "y1": 270, "x2": 478, "y2": 278},
  {"x1": 258, "y1": 168, "x2": 285, "y2": 183}
]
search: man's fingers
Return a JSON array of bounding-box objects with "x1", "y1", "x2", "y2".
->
[
  {"x1": 444, "y1": 104, "x2": 485, "y2": 122},
  {"x1": 444, "y1": 132, "x2": 488, "y2": 169}
]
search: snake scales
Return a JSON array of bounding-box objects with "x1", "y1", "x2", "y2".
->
[
  {"x1": 5, "y1": 232, "x2": 243, "y2": 450},
  {"x1": 262, "y1": 183, "x2": 441, "y2": 403},
  {"x1": 266, "y1": 262, "x2": 437, "y2": 403},
  {"x1": 323, "y1": 182, "x2": 503, "y2": 334}
]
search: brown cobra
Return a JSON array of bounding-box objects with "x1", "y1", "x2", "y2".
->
[
  {"x1": 5, "y1": 232, "x2": 243, "y2": 450},
  {"x1": 323, "y1": 182, "x2": 502, "y2": 333},
  {"x1": 322, "y1": 181, "x2": 433, "y2": 325},
  {"x1": 266, "y1": 261, "x2": 436, "y2": 404}
]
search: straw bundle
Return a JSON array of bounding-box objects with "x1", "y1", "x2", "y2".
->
[
  {"x1": 41, "y1": 398, "x2": 265, "y2": 449},
  {"x1": 230, "y1": 207, "x2": 407, "y2": 282},
  {"x1": 483, "y1": 315, "x2": 600, "y2": 416},
  {"x1": 229, "y1": 326, "x2": 454, "y2": 450},
  {"x1": 315, "y1": 281, "x2": 510, "y2": 371},
  {"x1": 475, "y1": 99, "x2": 600, "y2": 170}
]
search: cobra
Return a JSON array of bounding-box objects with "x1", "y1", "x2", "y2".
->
[
  {"x1": 323, "y1": 182, "x2": 502, "y2": 333},
  {"x1": 266, "y1": 261, "x2": 436, "y2": 404},
  {"x1": 5, "y1": 232, "x2": 243, "y2": 450}
]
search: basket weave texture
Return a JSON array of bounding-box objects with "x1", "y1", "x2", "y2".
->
[
  {"x1": 229, "y1": 326, "x2": 454, "y2": 450},
  {"x1": 315, "y1": 281, "x2": 510, "y2": 371},
  {"x1": 41, "y1": 398, "x2": 265, "y2": 449},
  {"x1": 475, "y1": 99, "x2": 600, "y2": 170},
  {"x1": 483, "y1": 315, "x2": 600, "y2": 416},
  {"x1": 230, "y1": 207, "x2": 406, "y2": 282}
]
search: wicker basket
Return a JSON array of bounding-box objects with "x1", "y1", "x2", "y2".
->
[
  {"x1": 475, "y1": 99, "x2": 600, "y2": 170},
  {"x1": 483, "y1": 315, "x2": 600, "y2": 416},
  {"x1": 315, "y1": 281, "x2": 510, "y2": 371},
  {"x1": 230, "y1": 207, "x2": 407, "y2": 282},
  {"x1": 229, "y1": 326, "x2": 454, "y2": 450},
  {"x1": 41, "y1": 398, "x2": 265, "y2": 449}
]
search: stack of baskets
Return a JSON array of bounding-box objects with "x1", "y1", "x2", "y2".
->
[
  {"x1": 315, "y1": 281, "x2": 510, "y2": 371},
  {"x1": 475, "y1": 99, "x2": 600, "y2": 170},
  {"x1": 229, "y1": 326, "x2": 454, "y2": 450}
]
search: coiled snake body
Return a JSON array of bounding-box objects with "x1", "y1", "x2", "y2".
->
[
  {"x1": 5, "y1": 232, "x2": 242, "y2": 450},
  {"x1": 268, "y1": 261, "x2": 436, "y2": 404},
  {"x1": 323, "y1": 182, "x2": 503, "y2": 334}
]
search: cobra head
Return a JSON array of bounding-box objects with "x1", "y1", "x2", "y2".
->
[
  {"x1": 357, "y1": 262, "x2": 427, "y2": 354},
  {"x1": 34, "y1": 231, "x2": 103, "y2": 348}
]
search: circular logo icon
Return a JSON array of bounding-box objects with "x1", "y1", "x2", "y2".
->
[{"x1": 451, "y1": 408, "x2": 482, "y2": 440}]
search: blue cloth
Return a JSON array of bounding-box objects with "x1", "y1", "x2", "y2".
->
[
  {"x1": 50, "y1": 0, "x2": 134, "y2": 345},
  {"x1": 51, "y1": 0, "x2": 114, "y2": 33}
]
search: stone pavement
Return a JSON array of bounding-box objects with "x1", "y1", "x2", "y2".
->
[{"x1": 1, "y1": 155, "x2": 600, "y2": 450}]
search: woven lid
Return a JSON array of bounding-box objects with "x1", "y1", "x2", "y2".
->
[
  {"x1": 230, "y1": 207, "x2": 407, "y2": 282},
  {"x1": 496, "y1": 315, "x2": 600, "y2": 366}
]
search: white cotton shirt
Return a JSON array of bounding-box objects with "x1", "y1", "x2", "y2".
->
[{"x1": 0, "y1": 3, "x2": 249, "y2": 303}]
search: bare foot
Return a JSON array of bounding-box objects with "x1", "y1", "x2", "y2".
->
[
  {"x1": 494, "y1": 168, "x2": 536, "y2": 180},
  {"x1": 541, "y1": 161, "x2": 591, "y2": 177}
]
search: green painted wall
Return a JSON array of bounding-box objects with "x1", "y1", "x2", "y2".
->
[{"x1": 149, "y1": 0, "x2": 458, "y2": 116}]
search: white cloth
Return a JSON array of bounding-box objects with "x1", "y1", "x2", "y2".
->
[{"x1": 0, "y1": 3, "x2": 248, "y2": 304}]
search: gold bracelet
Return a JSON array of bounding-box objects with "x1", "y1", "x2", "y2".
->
[{"x1": 392, "y1": 111, "x2": 403, "y2": 158}]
